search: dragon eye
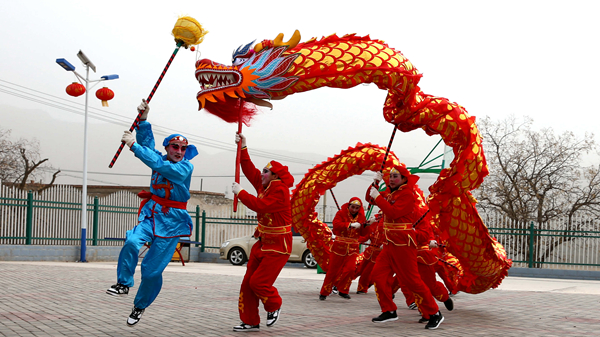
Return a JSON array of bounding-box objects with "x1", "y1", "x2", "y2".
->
[{"x1": 232, "y1": 58, "x2": 247, "y2": 66}]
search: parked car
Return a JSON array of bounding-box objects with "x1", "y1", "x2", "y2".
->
[{"x1": 220, "y1": 229, "x2": 317, "y2": 268}]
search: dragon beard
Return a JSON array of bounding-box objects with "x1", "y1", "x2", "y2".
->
[{"x1": 202, "y1": 95, "x2": 260, "y2": 126}]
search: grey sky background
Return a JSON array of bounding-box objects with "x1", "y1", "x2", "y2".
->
[{"x1": 1, "y1": 1, "x2": 599, "y2": 207}]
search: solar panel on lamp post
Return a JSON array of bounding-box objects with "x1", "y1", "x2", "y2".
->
[{"x1": 56, "y1": 51, "x2": 118, "y2": 262}]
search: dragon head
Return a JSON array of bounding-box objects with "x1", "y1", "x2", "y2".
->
[{"x1": 195, "y1": 30, "x2": 301, "y2": 124}]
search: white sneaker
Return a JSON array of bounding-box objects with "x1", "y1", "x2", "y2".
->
[
  {"x1": 233, "y1": 323, "x2": 260, "y2": 332},
  {"x1": 266, "y1": 308, "x2": 281, "y2": 327},
  {"x1": 126, "y1": 306, "x2": 144, "y2": 327}
]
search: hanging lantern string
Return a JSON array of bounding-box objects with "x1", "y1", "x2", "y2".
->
[{"x1": 108, "y1": 16, "x2": 207, "y2": 168}]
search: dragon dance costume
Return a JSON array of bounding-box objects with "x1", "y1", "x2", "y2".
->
[
  {"x1": 115, "y1": 122, "x2": 197, "y2": 310},
  {"x1": 394, "y1": 215, "x2": 452, "y2": 310},
  {"x1": 319, "y1": 197, "x2": 367, "y2": 297},
  {"x1": 354, "y1": 213, "x2": 385, "y2": 294},
  {"x1": 367, "y1": 166, "x2": 440, "y2": 320},
  {"x1": 236, "y1": 148, "x2": 294, "y2": 326}
]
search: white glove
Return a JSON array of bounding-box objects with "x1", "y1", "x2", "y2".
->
[
  {"x1": 373, "y1": 171, "x2": 383, "y2": 183},
  {"x1": 121, "y1": 131, "x2": 135, "y2": 148},
  {"x1": 350, "y1": 222, "x2": 361, "y2": 229},
  {"x1": 369, "y1": 186, "x2": 380, "y2": 200},
  {"x1": 429, "y1": 240, "x2": 438, "y2": 249},
  {"x1": 235, "y1": 133, "x2": 247, "y2": 148},
  {"x1": 232, "y1": 182, "x2": 243, "y2": 195},
  {"x1": 137, "y1": 99, "x2": 149, "y2": 120},
  {"x1": 367, "y1": 215, "x2": 377, "y2": 225}
]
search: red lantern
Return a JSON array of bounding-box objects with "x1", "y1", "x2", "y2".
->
[
  {"x1": 96, "y1": 87, "x2": 114, "y2": 107},
  {"x1": 66, "y1": 82, "x2": 85, "y2": 97}
]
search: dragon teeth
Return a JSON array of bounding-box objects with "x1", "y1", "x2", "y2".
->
[{"x1": 198, "y1": 73, "x2": 234, "y2": 88}]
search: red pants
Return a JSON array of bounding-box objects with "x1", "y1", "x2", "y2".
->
[
  {"x1": 372, "y1": 244, "x2": 439, "y2": 317},
  {"x1": 320, "y1": 252, "x2": 357, "y2": 295},
  {"x1": 395, "y1": 262, "x2": 450, "y2": 305},
  {"x1": 355, "y1": 258, "x2": 376, "y2": 293},
  {"x1": 238, "y1": 241, "x2": 289, "y2": 325},
  {"x1": 391, "y1": 277, "x2": 415, "y2": 307},
  {"x1": 420, "y1": 263, "x2": 449, "y2": 302},
  {"x1": 435, "y1": 261, "x2": 457, "y2": 294}
]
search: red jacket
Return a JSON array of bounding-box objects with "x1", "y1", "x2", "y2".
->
[
  {"x1": 331, "y1": 203, "x2": 368, "y2": 256},
  {"x1": 366, "y1": 184, "x2": 428, "y2": 247},
  {"x1": 237, "y1": 148, "x2": 292, "y2": 255},
  {"x1": 415, "y1": 220, "x2": 438, "y2": 265},
  {"x1": 362, "y1": 215, "x2": 386, "y2": 261}
]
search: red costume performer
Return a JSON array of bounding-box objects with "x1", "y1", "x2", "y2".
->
[
  {"x1": 367, "y1": 165, "x2": 444, "y2": 330},
  {"x1": 231, "y1": 134, "x2": 294, "y2": 332},
  {"x1": 394, "y1": 219, "x2": 454, "y2": 314},
  {"x1": 319, "y1": 197, "x2": 367, "y2": 299},
  {"x1": 354, "y1": 212, "x2": 385, "y2": 294}
]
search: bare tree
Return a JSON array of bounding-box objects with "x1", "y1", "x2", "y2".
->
[
  {"x1": 0, "y1": 128, "x2": 60, "y2": 191},
  {"x1": 475, "y1": 116, "x2": 599, "y2": 266}
]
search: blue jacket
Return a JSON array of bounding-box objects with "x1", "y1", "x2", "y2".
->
[{"x1": 131, "y1": 121, "x2": 194, "y2": 238}]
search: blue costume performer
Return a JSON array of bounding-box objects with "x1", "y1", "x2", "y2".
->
[{"x1": 106, "y1": 99, "x2": 198, "y2": 327}]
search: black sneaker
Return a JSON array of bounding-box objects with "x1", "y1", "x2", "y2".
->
[
  {"x1": 233, "y1": 323, "x2": 260, "y2": 332},
  {"x1": 266, "y1": 309, "x2": 280, "y2": 327},
  {"x1": 356, "y1": 290, "x2": 367, "y2": 294},
  {"x1": 331, "y1": 286, "x2": 339, "y2": 294},
  {"x1": 444, "y1": 297, "x2": 454, "y2": 311},
  {"x1": 408, "y1": 302, "x2": 417, "y2": 310},
  {"x1": 372, "y1": 311, "x2": 398, "y2": 323},
  {"x1": 338, "y1": 292, "x2": 351, "y2": 299},
  {"x1": 425, "y1": 311, "x2": 444, "y2": 330},
  {"x1": 126, "y1": 306, "x2": 144, "y2": 326},
  {"x1": 319, "y1": 295, "x2": 327, "y2": 301},
  {"x1": 107, "y1": 283, "x2": 129, "y2": 297},
  {"x1": 418, "y1": 316, "x2": 429, "y2": 323}
]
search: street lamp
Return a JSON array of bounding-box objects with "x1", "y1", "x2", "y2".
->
[{"x1": 56, "y1": 50, "x2": 118, "y2": 262}]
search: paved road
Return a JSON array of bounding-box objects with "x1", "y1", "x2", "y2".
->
[{"x1": 1, "y1": 261, "x2": 599, "y2": 336}]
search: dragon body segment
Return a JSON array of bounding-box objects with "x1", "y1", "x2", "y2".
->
[{"x1": 196, "y1": 32, "x2": 511, "y2": 294}]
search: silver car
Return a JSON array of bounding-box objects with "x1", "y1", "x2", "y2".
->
[{"x1": 219, "y1": 229, "x2": 317, "y2": 268}]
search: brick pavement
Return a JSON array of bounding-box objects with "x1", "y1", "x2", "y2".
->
[{"x1": 0, "y1": 261, "x2": 599, "y2": 337}]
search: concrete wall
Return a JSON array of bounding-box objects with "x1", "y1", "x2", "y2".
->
[
  {"x1": 508, "y1": 267, "x2": 600, "y2": 281},
  {"x1": 0, "y1": 245, "x2": 205, "y2": 263}
]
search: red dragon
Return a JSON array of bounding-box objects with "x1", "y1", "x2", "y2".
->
[{"x1": 195, "y1": 31, "x2": 512, "y2": 294}]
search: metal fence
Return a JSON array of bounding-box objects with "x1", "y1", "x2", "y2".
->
[
  {"x1": 482, "y1": 211, "x2": 600, "y2": 270},
  {"x1": 2, "y1": 183, "x2": 600, "y2": 270},
  {"x1": 0, "y1": 186, "x2": 259, "y2": 250}
]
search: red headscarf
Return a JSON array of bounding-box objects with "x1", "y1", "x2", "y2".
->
[
  {"x1": 345, "y1": 197, "x2": 366, "y2": 222},
  {"x1": 349, "y1": 197, "x2": 362, "y2": 207},
  {"x1": 390, "y1": 164, "x2": 420, "y2": 188},
  {"x1": 266, "y1": 160, "x2": 294, "y2": 188}
]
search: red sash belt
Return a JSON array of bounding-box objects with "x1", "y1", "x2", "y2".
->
[
  {"x1": 335, "y1": 236, "x2": 360, "y2": 245},
  {"x1": 383, "y1": 222, "x2": 412, "y2": 231},
  {"x1": 257, "y1": 223, "x2": 291, "y2": 235},
  {"x1": 138, "y1": 190, "x2": 188, "y2": 216}
]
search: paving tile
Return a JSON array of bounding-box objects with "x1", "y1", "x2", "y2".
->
[{"x1": 0, "y1": 262, "x2": 599, "y2": 336}]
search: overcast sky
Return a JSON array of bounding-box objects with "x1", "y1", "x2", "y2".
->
[{"x1": 1, "y1": 1, "x2": 599, "y2": 207}]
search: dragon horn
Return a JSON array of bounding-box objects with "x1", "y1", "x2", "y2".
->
[{"x1": 254, "y1": 30, "x2": 301, "y2": 53}]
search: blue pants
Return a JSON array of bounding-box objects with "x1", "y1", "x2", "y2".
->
[{"x1": 116, "y1": 218, "x2": 180, "y2": 309}]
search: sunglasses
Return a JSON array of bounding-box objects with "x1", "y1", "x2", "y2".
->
[{"x1": 169, "y1": 144, "x2": 187, "y2": 151}]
